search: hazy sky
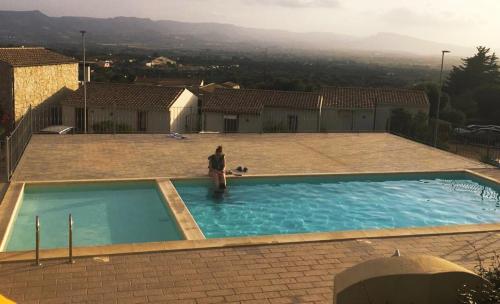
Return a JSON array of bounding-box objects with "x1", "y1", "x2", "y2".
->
[{"x1": 2, "y1": 0, "x2": 500, "y2": 48}]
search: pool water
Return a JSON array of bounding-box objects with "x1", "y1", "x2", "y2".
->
[
  {"x1": 173, "y1": 173, "x2": 500, "y2": 238},
  {"x1": 4, "y1": 182, "x2": 182, "y2": 251}
]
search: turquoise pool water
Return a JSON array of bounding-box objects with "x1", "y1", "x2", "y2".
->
[
  {"x1": 4, "y1": 182, "x2": 182, "y2": 251},
  {"x1": 173, "y1": 173, "x2": 500, "y2": 238}
]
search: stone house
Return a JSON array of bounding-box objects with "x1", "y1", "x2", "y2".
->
[
  {"x1": 320, "y1": 87, "x2": 430, "y2": 131},
  {"x1": 201, "y1": 89, "x2": 321, "y2": 133},
  {"x1": 61, "y1": 83, "x2": 198, "y2": 133},
  {"x1": 0, "y1": 47, "x2": 78, "y2": 129}
]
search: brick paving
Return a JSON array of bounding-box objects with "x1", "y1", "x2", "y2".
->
[
  {"x1": 0, "y1": 232, "x2": 498, "y2": 303},
  {"x1": 13, "y1": 133, "x2": 487, "y2": 181},
  {"x1": 2, "y1": 133, "x2": 498, "y2": 303}
]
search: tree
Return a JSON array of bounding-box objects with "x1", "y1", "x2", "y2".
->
[
  {"x1": 389, "y1": 108, "x2": 413, "y2": 135},
  {"x1": 474, "y1": 85, "x2": 500, "y2": 124},
  {"x1": 414, "y1": 82, "x2": 449, "y2": 118},
  {"x1": 446, "y1": 46, "x2": 500, "y2": 96},
  {"x1": 445, "y1": 47, "x2": 500, "y2": 122}
]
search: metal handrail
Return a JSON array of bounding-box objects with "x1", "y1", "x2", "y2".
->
[
  {"x1": 68, "y1": 214, "x2": 74, "y2": 264},
  {"x1": 34, "y1": 215, "x2": 41, "y2": 266},
  {"x1": 6, "y1": 105, "x2": 34, "y2": 180}
]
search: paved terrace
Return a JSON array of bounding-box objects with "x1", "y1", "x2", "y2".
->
[
  {"x1": 1, "y1": 133, "x2": 498, "y2": 303},
  {"x1": 13, "y1": 133, "x2": 489, "y2": 181}
]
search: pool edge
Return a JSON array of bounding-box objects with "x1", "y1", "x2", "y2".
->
[
  {"x1": 156, "y1": 179, "x2": 205, "y2": 241},
  {"x1": 0, "y1": 183, "x2": 24, "y2": 252},
  {"x1": 1, "y1": 223, "x2": 499, "y2": 263},
  {"x1": 0, "y1": 169, "x2": 498, "y2": 262}
]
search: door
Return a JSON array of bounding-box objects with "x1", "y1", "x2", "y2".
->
[
  {"x1": 223, "y1": 115, "x2": 238, "y2": 133},
  {"x1": 137, "y1": 111, "x2": 148, "y2": 132},
  {"x1": 287, "y1": 115, "x2": 298, "y2": 132},
  {"x1": 75, "y1": 107, "x2": 86, "y2": 133}
]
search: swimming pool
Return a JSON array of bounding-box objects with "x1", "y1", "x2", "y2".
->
[
  {"x1": 3, "y1": 181, "x2": 182, "y2": 251},
  {"x1": 173, "y1": 173, "x2": 500, "y2": 238}
]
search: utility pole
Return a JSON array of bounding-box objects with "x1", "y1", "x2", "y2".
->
[
  {"x1": 80, "y1": 30, "x2": 87, "y2": 134},
  {"x1": 433, "y1": 50, "x2": 450, "y2": 147}
]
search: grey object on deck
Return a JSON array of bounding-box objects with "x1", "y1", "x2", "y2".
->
[{"x1": 39, "y1": 125, "x2": 74, "y2": 134}]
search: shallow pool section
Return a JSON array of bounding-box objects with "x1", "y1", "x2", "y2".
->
[
  {"x1": 4, "y1": 181, "x2": 182, "y2": 251},
  {"x1": 173, "y1": 173, "x2": 500, "y2": 238}
]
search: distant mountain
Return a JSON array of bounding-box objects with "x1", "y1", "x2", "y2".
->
[{"x1": 0, "y1": 10, "x2": 472, "y2": 56}]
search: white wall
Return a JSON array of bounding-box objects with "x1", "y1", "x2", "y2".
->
[
  {"x1": 62, "y1": 105, "x2": 170, "y2": 133},
  {"x1": 321, "y1": 109, "x2": 374, "y2": 132},
  {"x1": 202, "y1": 112, "x2": 262, "y2": 133},
  {"x1": 263, "y1": 107, "x2": 319, "y2": 132},
  {"x1": 238, "y1": 114, "x2": 262, "y2": 132},
  {"x1": 169, "y1": 89, "x2": 199, "y2": 133}
]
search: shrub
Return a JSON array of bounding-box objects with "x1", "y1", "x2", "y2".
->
[{"x1": 459, "y1": 250, "x2": 500, "y2": 304}]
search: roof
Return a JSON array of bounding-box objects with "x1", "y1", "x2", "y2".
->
[
  {"x1": 0, "y1": 47, "x2": 77, "y2": 67},
  {"x1": 202, "y1": 89, "x2": 321, "y2": 114},
  {"x1": 63, "y1": 83, "x2": 185, "y2": 112},
  {"x1": 135, "y1": 77, "x2": 203, "y2": 88},
  {"x1": 321, "y1": 87, "x2": 429, "y2": 109}
]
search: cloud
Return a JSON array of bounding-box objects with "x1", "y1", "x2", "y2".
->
[
  {"x1": 242, "y1": 0, "x2": 340, "y2": 8},
  {"x1": 381, "y1": 7, "x2": 466, "y2": 28}
]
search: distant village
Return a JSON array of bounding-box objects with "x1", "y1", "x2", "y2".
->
[{"x1": 0, "y1": 47, "x2": 429, "y2": 135}]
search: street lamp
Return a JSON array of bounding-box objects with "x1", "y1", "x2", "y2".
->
[
  {"x1": 433, "y1": 50, "x2": 450, "y2": 147},
  {"x1": 80, "y1": 30, "x2": 87, "y2": 134}
]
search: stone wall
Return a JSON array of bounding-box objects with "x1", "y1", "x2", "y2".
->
[
  {"x1": 0, "y1": 62, "x2": 13, "y2": 127},
  {"x1": 13, "y1": 63, "x2": 78, "y2": 121}
]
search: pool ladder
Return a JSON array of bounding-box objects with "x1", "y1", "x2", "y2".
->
[{"x1": 34, "y1": 214, "x2": 74, "y2": 266}]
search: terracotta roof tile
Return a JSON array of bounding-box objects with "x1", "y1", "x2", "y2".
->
[
  {"x1": 63, "y1": 82, "x2": 185, "y2": 112},
  {"x1": 321, "y1": 87, "x2": 429, "y2": 109},
  {"x1": 202, "y1": 89, "x2": 321, "y2": 114},
  {"x1": 0, "y1": 47, "x2": 77, "y2": 67}
]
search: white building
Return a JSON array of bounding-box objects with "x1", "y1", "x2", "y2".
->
[
  {"x1": 61, "y1": 83, "x2": 198, "y2": 133},
  {"x1": 145, "y1": 56, "x2": 176, "y2": 68},
  {"x1": 320, "y1": 87, "x2": 430, "y2": 131},
  {"x1": 201, "y1": 87, "x2": 430, "y2": 133},
  {"x1": 202, "y1": 89, "x2": 321, "y2": 133}
]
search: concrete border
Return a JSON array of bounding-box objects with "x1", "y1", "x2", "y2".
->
[
  {"x1": 0, "y1": 183, "x2": 24, "y2": 252},
  {"x1": 156, "y1": 179, "x2": 205, "y2": 240}
]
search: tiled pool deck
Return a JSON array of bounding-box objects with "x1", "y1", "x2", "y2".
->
[{"x1": 0, "y1": 133, "x2": 499, "y2": 303}]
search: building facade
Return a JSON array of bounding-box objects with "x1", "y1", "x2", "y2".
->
[
  {"x1": 202, "y1": 89, "x2": 321, "y2": 133},
  {"x1": 320, "y1": 87, "x2": 430, "y2": 132},
  {"x1": 0, "y1": 47, "x2": 78, "y2": 128},
  {"x1": 202, "y1": 87, "x2": 430, "y2": 133},
  {"x1": 61, "y1": 83, "x2": 198, "y2": 133}
]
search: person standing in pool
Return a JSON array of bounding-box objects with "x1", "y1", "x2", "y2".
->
[{"x1": 208, "y1": 146, "x2": 226, "y2": 190}]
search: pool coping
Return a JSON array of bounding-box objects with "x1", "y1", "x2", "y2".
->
[
  {"x1": 0, "y1": 169, "x2": 499, "y2": 263},
  {"x1": 156, "y1": 179, "x2": 205, "y2": 240}
]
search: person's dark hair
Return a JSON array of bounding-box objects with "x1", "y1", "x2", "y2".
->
[{"x1": 216, "y1": 146, "x2": 223, "y2": 153}]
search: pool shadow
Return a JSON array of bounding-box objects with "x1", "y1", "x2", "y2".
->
[{"x1": 103, "y1": 185, "x2": 183, "y2": 246}]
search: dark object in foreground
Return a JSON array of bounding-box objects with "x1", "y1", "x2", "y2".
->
[{"x1": 334, "y1": 253, "x2": 485, "y2": 304}]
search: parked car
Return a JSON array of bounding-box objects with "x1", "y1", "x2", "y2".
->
[{"x1": 453, "y1": 125, "x2": 500, "y2": 146}]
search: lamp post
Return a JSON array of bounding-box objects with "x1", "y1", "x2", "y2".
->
[
  {"x1": 433, "y1": 50, "x2": 450, "y2": 147},
  {"x1": 80, "y1": 30, "x2": 87, "y2": 134}
]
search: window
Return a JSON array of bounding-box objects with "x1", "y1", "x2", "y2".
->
[
  {"x1": 137, "y1": 111, "x2": 148, "y2": 132},
  {"x1": 287, "y1": 115, "x2": 298, "y2": 132},
  {"x1": 224, "y1": 115, "x2": 238, "y2": 133},
  {"x1": 50, "y1": 106, "x2": 62, "y2": 125}
]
